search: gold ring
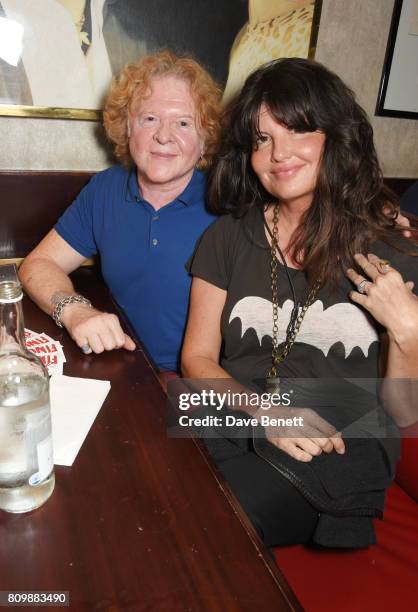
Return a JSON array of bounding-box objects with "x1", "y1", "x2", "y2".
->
[{"x1": 377, "y1": 259, "x2": 390, "y2": 273}]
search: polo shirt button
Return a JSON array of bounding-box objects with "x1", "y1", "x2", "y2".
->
[
  {"x1": 152, "y1": 216, "x2": 159, "y2": 221},
  {"x1": 152, "y1": 238, "x2": 158, "y2": 246}
]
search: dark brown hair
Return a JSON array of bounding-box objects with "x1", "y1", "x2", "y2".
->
[{"x1": 208, "y1": 57, "x2": 413, "y2": 285}]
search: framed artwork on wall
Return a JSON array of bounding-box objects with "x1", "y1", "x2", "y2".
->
[
  {"x1": 0, "y1": 0, "x2": 322, "y2": 121},
  {"x1": 376, "y1": 0, "x2": 418, "y2": 119}
]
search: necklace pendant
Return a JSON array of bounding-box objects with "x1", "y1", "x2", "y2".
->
[{"x1": 266, "y1": 376, "x2": 281, "y2": 395}]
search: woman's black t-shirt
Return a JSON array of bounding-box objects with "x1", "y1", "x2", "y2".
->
[{"x1": 190, "y1": 206, "x2": 418, "y2": 386}]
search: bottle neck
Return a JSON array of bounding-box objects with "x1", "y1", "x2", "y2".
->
[{"x1": 0, "y1": 297, "x2": 26, "y2": 353}]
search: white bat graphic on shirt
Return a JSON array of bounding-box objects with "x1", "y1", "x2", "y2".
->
[{"x1": 229, "y1": 297, "x2": 379, "y2": 358}]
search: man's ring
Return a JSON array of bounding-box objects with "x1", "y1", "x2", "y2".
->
[
  {"x1": 81, "y1": 344, "x2": 91, "y2": 354},
  {"x1": 357, "y1": 280, "x2": 370, "y2": 294}
]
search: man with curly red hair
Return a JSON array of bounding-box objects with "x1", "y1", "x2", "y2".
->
[{"x1": 19, "y1": 50, "x2": 221, "y2": 373}]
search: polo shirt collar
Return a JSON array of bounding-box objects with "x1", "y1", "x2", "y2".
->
[
  {"x1": 125, "y1": 166, "x2": 141, "y2": 203},
  {"x1": 176, "y1": 169, "x2": 206, "y2": 207},
  {"x1": 125, "y1": 167, "x2": 205, "y2": 207}
]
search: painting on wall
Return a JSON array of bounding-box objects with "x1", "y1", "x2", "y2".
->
[
  {"x1": 376, "y1": 0, "x2": 418, "y2": 119},
  {"x1": 0, "y1": 0, "x2": 322, "y2": 120}
]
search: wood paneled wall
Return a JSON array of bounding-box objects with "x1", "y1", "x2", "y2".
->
[
  {"x1": 0, "y1": 172, "x2": 415, "y2": 261},
  {"x1": 0, "y1": 172, "x2": 92, "y2": 260}
]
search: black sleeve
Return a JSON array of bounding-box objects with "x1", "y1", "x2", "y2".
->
[
  {"x1": 187, "y1": 215, "x2": 236, "y2": 290},
  {"x1": 400, "y1": 181, "x2": 418, "y2": 215}
]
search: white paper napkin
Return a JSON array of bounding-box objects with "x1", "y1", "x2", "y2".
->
[{"x1": 50, "y1": 374, "x2": 111, "y2": 466}]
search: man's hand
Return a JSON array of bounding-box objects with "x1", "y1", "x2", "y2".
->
[
  {"x1": 61, "y1": 303, "x2": 136, "y2": 354},
  {"x1": 395, "y1": 210, "x2": 412, "y2": 238},
  {"x1": 382, "y1": 204, "x2": 412, "y2": 238},
  {"x1": 257, "y1": 406, "x2": 345, "y2": 462}
]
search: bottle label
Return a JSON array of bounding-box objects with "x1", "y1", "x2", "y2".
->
[{"x1": 28, "y1": 435, "x2": 53, "y2": 486}]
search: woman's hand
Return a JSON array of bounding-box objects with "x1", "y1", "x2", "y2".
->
[
  {"x1": 257, "y1": 405, "x2": 345, "y2": 462},
  {"x1": 346, "y1": 253, "x2": 417, "y2": 340}
]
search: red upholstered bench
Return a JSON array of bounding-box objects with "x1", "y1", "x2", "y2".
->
[{"x1": 275, "y1": 435, "x2": 418, "y2": 612}]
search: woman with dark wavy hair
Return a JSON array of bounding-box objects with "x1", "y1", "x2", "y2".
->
[{"x1": 182, "y1": 58, "x2": 418, "y2": 549}]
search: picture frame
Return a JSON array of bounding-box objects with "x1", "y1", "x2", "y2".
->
[
  {"x1": 0, "y1": 0, "x2": 322, "y2": 121},
  {"x1": 376, "y1": 0, "x2": 418, "y2": 119}
]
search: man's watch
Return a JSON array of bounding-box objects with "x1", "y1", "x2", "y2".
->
[{"x1": 52, "y1": 295, "x2": 92, "y2": 328}]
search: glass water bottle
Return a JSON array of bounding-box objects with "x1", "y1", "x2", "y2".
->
[{"x1": 0, "y1": 278, "x2": 55, "y2": 513}]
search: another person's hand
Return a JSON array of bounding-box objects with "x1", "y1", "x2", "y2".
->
[
  {"x1": 256, "y1": 405, "x2": 345, "y2": 462},
  {"x1": 383, "y1": 205, "x2": 412, "y2": 238},
  {"x1": 346, "y1": 253, "x2": 417, "y2": 337},
  {"x1": 395, "y1": 210, "x2": 412, "y2": 238},
  {"x1": 60, "y1": 303, "x2": 136, "y2": 354}
]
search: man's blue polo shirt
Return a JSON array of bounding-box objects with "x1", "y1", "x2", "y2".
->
[{"x1": 55, "y1": 166, "x2": 216, "y2": 371}]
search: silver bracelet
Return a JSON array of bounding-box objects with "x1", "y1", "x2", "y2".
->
[{"x1": 52, "y1": 295, "x2": 92, "y2": 328}]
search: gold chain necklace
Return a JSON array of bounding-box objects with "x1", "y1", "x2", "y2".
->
[{"x1": 266, "y1": 204, "x2": 321, "y2": 393}]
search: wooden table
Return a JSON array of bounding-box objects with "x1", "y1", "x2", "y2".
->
[{"x1": 0, "y1": 269, "x2": 300, "y2": 612}]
